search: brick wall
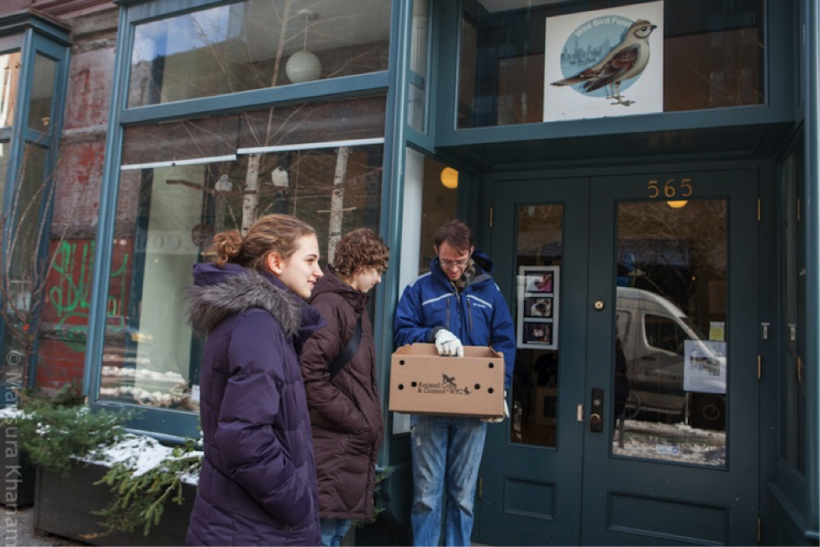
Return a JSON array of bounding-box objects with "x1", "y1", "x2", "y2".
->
[{"x1": 35, "y1": 6, "x2": 119, "y2": 393}]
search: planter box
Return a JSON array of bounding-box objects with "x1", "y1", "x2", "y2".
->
[
  {"x1": 1, "y1": 421, "x2": 35, "y2": 507},
  {"x1": 34, "y1": 464, "x2": 197, "y2": 546}
]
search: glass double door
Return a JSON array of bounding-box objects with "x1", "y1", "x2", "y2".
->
[{"x1": 477, "y1": 169, "x2": 759, "y2": 545}]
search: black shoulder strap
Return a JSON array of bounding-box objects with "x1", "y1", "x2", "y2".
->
[{"x1": 328, "y1": 316, "x2": 362, "y2": 382}]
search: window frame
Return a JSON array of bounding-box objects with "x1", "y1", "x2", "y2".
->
[
  {"x1": 86, "y1": 0, "x2": 405, "y2": 439},
  {"x1": 0, "y1": 15, "x2": 71, "y2": 405},
  {"x1": 433, "y1": 0, "x2": 795, "y2": 149}
]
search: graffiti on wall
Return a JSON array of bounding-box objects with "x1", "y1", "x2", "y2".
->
[{"x1": 48, "y1": 240, "x2": 130, "y2": 351}]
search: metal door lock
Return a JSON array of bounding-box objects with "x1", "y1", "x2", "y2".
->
[
  {"x1": 589, "y1": 387, "x2": 604, "y2": 432},
  {"x1": 594, "y1": 300, "x2": 605, "y2": 310}
]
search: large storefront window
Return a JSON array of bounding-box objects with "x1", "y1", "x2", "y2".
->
[
  {"x1": 128, "y1": 0, "x2": 391, "y2": 107},
  {"x1": 100, "y1": 96, "x2": 386, "y2": 410},
  {"x1": 458, "y1": 0, "x2": 764, "y2": 128}
]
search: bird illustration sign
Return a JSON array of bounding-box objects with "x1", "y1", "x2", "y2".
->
[{"x1": 543, "y1": 1, "x2": 664, "y2": 121}]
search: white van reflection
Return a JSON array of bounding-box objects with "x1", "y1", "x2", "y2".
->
[{"x1": 616, "y1": 287, "x2": 726, "y2": 430}]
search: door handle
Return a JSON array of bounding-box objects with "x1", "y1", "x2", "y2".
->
[{"x1": 590, "y1": 387, "x2": 604, "y2": 433}]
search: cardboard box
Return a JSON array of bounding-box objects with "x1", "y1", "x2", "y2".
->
[{"x1": 389, "y1": 343, "x2": 505, "y2": 418}]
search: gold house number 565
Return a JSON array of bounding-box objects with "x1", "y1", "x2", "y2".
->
[{"x1": 647, "y1": 178, "x2": 694, "y2": 199}]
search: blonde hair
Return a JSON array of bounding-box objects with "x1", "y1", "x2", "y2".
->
[{"x1": 211, "y1": 214, "x2": 316, "y2": 273}]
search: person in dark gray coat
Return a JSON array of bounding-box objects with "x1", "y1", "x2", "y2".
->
[
  {"x1": 300, "y1": 228, "x2": 390, "y2": 546},
  {"x1": 185, "y1": 214, "x2": 325, "y2": 546}
]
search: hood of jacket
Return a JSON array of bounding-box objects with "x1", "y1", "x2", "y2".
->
[
  {"x1": 308, "y1": 267, "x2": 370, "y2": 313},
  {"x1": 185, "y1": 262, "x2": 325, "y2": 340}
]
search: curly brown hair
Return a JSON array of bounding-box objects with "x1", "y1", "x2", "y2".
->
[
  {"x1": 210, "y1": 214, "x2": 316, "y2": 272},
  {"x1": 332, "y1": 228, "x2": 390, "y2": 278}
]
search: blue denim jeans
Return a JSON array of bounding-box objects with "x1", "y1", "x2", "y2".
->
[
  {"x1": 410, "y1": 414, "x2": 487, "y2": 546},
  {"x1": 320, "y1": 518, "x2": 352, "y2": 547}
]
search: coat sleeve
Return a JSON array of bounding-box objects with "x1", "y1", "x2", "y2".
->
[
  {"x1": 300, "y1": 297, "x2": 369, "y2": 433},
  {"x1": 215, "y1": 312, "x2": 313, "y2": 528},
  {"x1": 489, "y1": 284, "x2": 517, "y2": 390},
  {"x1": 394, "y1": 281, "x2": 436, "y2": 347}
]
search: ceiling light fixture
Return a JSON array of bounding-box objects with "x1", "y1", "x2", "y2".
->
[
  {"x1": 441, "y1": 167, "x2": 459, "y2": 189},
  {"x1": 285, "y1": 10, "x2": 322, "y2": 84}
]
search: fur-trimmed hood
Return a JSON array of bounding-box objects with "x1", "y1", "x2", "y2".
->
[
  {"x1": 185, "y1": 262, "x2": 324, "y2": 339},
  {"x1": 185, "y1": 260, "x2": 324, "y2": 546}
]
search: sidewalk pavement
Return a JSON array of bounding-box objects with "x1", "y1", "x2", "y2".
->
[
  {"x1": 2, "y1": 505, "x2": 87, "y2": 546},
  {"x1": 0, "y1": 507, "x2": 489, "y2": 547}
]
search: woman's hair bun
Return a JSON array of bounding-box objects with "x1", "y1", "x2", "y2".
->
[{"x1": 212, "y1": 230, "x2": 243, "y2": 266}]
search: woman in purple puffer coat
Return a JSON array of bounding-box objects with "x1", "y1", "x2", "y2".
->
[{"x1": 185, "y1": 214, "x2": 325, "y2": 546}]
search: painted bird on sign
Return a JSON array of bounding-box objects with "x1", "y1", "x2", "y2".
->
[{"x1": 551, "y1": 19, "x2": 657, "y2": 106}]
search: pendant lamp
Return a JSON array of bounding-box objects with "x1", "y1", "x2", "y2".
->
[{"x1": 286, "y1": 10, "x2": 322, "y2": 83}]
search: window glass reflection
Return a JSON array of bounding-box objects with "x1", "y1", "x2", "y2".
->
[
  {"x1": 511, "y1": 204, "x2": 563, "y2": 447},
  {"x1": 0, "y1": 145, "x2": 49, "y2": 390},
  {"x1": 28, "y1": 54, "x2": 56, "y2": 132},
  {"x1": 0, "y1": 141, "x2": 8, "y2": 205},
  {"x1": 458, "y1": 0, "x2": 764, "y2": 128},
  {"x1": 416, "y1": 158, "x2": 458, "y2": 275},
  {"x1": 779, "y1": 146, "x2": 806, "y2": 472},
  {"x1": 408, "y1": 0, "x2": 430, "y2": 132},
  {"x1": 613, "y1": 200, "x2": 727, "y2": 467},
  {"x1": 128, "y1": 0, "x2": 391, "y2": 107},
  {"x1": 0, "y1": 51, "x2": 21, "y2": 128},
  {"x1": 102, "y1": 99, "x2": 386, "y2": 410}
]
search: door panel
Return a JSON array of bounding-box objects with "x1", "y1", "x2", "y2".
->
[
  {"x1": 477, "y1": 169, "x2": 759, "y2": 546},
  {"x1": 582, "y1": 170, "x2": 759, "y2": 545},
  {"x1": 478, "y1": 178, "x2": 589, "y2": 546}
]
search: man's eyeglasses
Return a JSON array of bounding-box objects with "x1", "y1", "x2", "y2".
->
[{"x1": 440, "y1": 257, "x2": 470, "y2": 268}]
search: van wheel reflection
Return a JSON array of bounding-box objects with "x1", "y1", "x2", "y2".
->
[
  {"x1": 622, "y1": 390, "x2": 641, "y2": 420},
  {"x1": 689, "y1": 393, "x2": 725, "y2": 430}
]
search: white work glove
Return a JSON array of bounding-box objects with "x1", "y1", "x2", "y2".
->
[
  {"x1": 482, "y1": 391, "x2": 510, "y2": 423},
  {"x1": 434, "y1": 329, "x2": 464, "y2": 357}
]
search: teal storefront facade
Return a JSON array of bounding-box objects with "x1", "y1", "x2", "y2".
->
[{"x1": 0, "y1": 0, "x2": 818, "y2": 544}]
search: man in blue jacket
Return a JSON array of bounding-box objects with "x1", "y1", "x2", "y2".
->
[{"x1": 394, "y1": 220, "x2": 516, "y2": 547}]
